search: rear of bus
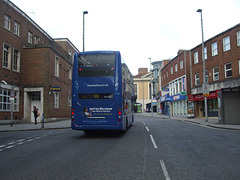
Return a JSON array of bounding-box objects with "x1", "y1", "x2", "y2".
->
[{"x1": 71, "y1": 51, "x2": 126, "y2": 132}]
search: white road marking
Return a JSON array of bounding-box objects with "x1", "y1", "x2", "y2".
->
[
  {"x1": 8, "y1": 142, "x2": 15, "y2": 145},
  {"x1": 16, "y1": 139, "x2": 25, "y2": 142},
  {"x1": 34, "y1": 136, "x2": 41, "y2": 140},
  {"x1": 5, "y1": 145, "x2": 15, "y2": 149},
  {"x1": 160, "y1": 160, "x2": 171, "y2": 180},
  {"x1": 0, "y1": 145, "x2": 6, "y2": 148},
  {"x1": 143, "y1": 122, "x2": 146, "y2": 126},
  {"x1": 17, "y1": 142, "x2": 25, "y2": 145},
  {"x1": 150, "y1": 134, "x2": 158, "y2": 149},
  {"x1": 145, "y1": 126, "x2": 150, "y2": 132}
]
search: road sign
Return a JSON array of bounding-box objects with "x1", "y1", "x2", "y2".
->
[
  {"x1": 10, "y1": 88, "x2": 15, "y2": 98},
  {"x1": 203, "y1": 84, "x2": 209, "y2": 95}
]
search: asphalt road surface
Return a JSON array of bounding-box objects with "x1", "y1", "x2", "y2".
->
[{"x1": 1, "y1": 114, "x2": 240, "y2": 180}]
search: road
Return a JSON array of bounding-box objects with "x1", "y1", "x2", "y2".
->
[{"x1": 0, "y1": 114, "x2": 240, "y2": 180}]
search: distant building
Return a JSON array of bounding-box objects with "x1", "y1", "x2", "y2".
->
[
  {"x1": 133, "y1": 68, "x2": 153, "y2": 112},
  {"x1": 0, "y1": 0, "x2": 79, "y2": 124},
  {"x1": 160, "y1": 51, "x2": 191, "y2": 116}
]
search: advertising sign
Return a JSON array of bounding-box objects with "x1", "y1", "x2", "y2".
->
[{"x1": 84, "y1": 107, "x2": 113, "y2": 117}]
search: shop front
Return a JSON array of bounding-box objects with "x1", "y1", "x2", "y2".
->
[
  {"x1": 188, "y1": 90, "x2": 220, "y2": 117},
  {"x1": 170, "y1": 94, "x2": 187, "y2": 116},
  {"x1": 160, "y1": 94, "x2": 170, "y2": 115}
]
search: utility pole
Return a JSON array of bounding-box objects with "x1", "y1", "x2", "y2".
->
[
  {"x1": 197, "y1": 9, "x2": 208, "y2": 122},
  {"x1": 83, "y1": 11, "x2": 88, "y2": 52}
]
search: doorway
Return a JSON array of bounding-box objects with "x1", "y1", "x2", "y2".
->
[{"x1": 31, "y1": 92, "x2": 41, "y2": 123}]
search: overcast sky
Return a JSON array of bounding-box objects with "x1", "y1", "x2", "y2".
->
[{"x1": 11, "y1": 0, "x2": 240, "y2": 75}]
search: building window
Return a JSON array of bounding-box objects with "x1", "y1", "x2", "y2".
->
[
  {"x1": 34, "y1": 36, "x2": 39, "y2": 44},
  {"x1": 3, "y1": 43, "x2": 11, "y2": 69},
  {"x1": 54, "y1": 93, "x2": 59, "y2": 109},
  {"x1": 179, "y1": 79, "x2": 182, "y2": 92},
  {"x1": 194, "y1": 52, "x2": 198, "y2": 64},
  {"x1": 213, "y1": 67, "x2": 219, "y2": 81},
  {"x1": 68, "y1": 66, "x2": 72, "y2": 80},
  {"x1": 225, "y1": 62, "x2": 232, "y2": 78},
  {"x1": 4, "y1": 14, "x2": 11, "y2": 31},
  {"x1": 211, "y1": 42, "x2": 218, "y2": 56},
  {"x1": 68, "y1": 96, "x2": 72, "y2": 106},
  {"x1": 68, "y1": 49, "x2": 72, "y2": 62},
  {"x1": 223, "y1": 36, "x2": 231, "y2": 52},
  {"x1": 204, "y1": 47, "x2": 207, "y2": 60},
  {"x1": 55, "y1": 56, "x2": 59, "y2": 77},
  {"x1": 195, "y1": 73, "x2": 200, "y2": 86},
  {"x1": 237, "y1": 31, "x2": 240, "y2": 47},
  {"x1": 149, "y1": 83, "x2": 151, "y2": 99},
  {"x1": 180, "y1": 60, "x2": 183, "y2": 69},
  {"x1": 239, "y1": 60, "x2": 240, "y2": 75},
  {"x1": 175, "y1": 80, "x2": 178, "y2": 94},
  {"x1": 14, "y1": 21, "x2": 20, "y2": 36},
  {"x1": 13, "y1": 48, "x2": 20, "y2": 72},
  {"x1": 167, "y1": 70, "x2": 168, "y2": 77},
  {"x1": 171, "y1": 67, "x2": 173, "y2": 74},
  {"x1": 28, "y1": 31, "x2": 33, "y2": 44},
  {"x1": 205, "y1": 70, "x2": 209, "y2": 83},
  {"x1": 175, "y1": 63, "x2": 178, "y2": 72},
  {"x1": 0, "y1": 88, "x2": 19, "y2": 111}
]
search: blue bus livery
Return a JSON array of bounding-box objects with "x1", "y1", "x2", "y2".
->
[{"x1": 71, "y1": 51, "x2": 134, "y2": 133}]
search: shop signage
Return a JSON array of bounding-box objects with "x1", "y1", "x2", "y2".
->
[
  {"x1": 188, "y1": 90, "x2": 220, "y2": 101},
  {"x1": 51, "y1": 86, "x2": 61, "y2": 92},
  {"x1": 163, "y1": 88, "x2": 169, "y2": 92},
  {"x1": 171, "y1": 94, "x2": 186, "y2": 102},
  {"x1": 160, "y1": 94, "x2": 170, "y2": 103},
  {"x1": 180, "y1": 91, "x2": 186, "y2": 95}
]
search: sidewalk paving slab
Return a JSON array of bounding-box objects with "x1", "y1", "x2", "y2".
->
[{"x1": 0, "y1": 119, "x2": 71, "y2": 132}]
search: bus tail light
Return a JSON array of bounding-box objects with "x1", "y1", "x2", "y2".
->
[
  {"x1": 118, "y1": 108, "x2": 121, "y2": 122},
  {"x1": 71, "y1": 109, "x2": 74, "y2": 122}
]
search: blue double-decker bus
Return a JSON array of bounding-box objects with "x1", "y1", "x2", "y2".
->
[{"x1": 71, "y1": 51, "x2": 134, "y2": 133}]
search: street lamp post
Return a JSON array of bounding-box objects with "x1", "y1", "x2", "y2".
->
[
  {"x1": 83, "y1": 11, "x2": 88, "y2": 52},
  {"x1": 197, "y1": 9, "x2": 208, "y2": 122},
  {"x1": 149, "y1": 58, "x2": 153, "y2": 117}
]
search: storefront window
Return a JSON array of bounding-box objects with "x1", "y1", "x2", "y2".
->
[{"x1": 208, "y1": 99, "x2": 218, "y2": 117}]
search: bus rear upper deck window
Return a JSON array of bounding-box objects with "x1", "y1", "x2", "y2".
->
[{"x1": 78, "y1": 54, "x2": 115, "y2": 77}]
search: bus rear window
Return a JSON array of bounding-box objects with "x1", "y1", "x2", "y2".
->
[
  {"x1": 78, "y1": 54, "x2": 115, "y2": 77},
  {"x1": 79, "y1": 93, "x2": 114, "y2": 99}
]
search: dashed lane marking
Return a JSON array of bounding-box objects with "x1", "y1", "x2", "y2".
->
[
  {"x1": 150, "y1": 134, "x2": 158, "y2": 149},
  {"x1": 160, "y1": 160, "x2": 171, "y2": 180},
  {"x1": 0, "y1": 130, "x2": 62, "y2": 152}
]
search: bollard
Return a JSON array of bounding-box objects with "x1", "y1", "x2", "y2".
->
[{"x1": 42, "y1": 113, "x2": 44, "y2": 128}]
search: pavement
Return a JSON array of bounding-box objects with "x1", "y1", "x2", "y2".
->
[
  {"x1": 0, "y1": 119, "x2": 71, "y2": 132},
  {"x1": 0, "y1": 113, "x2": 240, "y2": 132},
  {"x1": 142, "y1": 112, "x2": 240, "y2": 131}
]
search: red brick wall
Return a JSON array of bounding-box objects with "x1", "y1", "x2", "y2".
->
[
  {"x1": 161, "y1": 51, "x2": 191, "y2": 94},
  {"x1": 191, "y1": 24, "x2": 240, "y2": 89}
]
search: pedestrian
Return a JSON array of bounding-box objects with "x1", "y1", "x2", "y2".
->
[{"x1": 32, "y1": 106, "x2": 39, "y2": 125}]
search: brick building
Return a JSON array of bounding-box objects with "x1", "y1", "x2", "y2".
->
[
  {"x1": 190, "y1": 23, "x2": 240, "y2": 122},
  {"x1": 159, "y1": 23, "x2": 240, "y2": 123},
  {"x1": 0, "y1": 0, "x2": 79, "y2": 124},
  {"x1": 160, "y1": 50, "x2": 191, "y2": 116},
  {"x1": 151, "y1": 60, "x2": 170, "y2": 113}
]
